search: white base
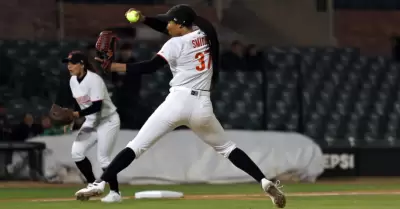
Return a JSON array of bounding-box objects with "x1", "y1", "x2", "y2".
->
[{"x1": 134, "y1": 190, "x2": 184, "y2": 199}]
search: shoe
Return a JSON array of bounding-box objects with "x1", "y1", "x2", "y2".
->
[
  {"x1": 101, "y1": 191, "x2": 122, "y2": 203},
  {"x1": 75, "y1": 181, "x2": 106, "y2": 198},
  {"x1": 261, "y1": 178, "x2": 286, "y2": 208},
  {"x1": 75, "y1": 183, "x2": 92, "y2": 201}
]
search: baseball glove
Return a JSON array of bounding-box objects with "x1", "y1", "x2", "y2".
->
[
  {"x1": 95, "y1": 30, "x2": 119, "y2": 73},
  {"x1": 49, "y1": 104, "x2": 75, "y2": 125}
]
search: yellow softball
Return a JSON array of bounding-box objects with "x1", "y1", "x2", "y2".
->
[{"x1": 126, "y1": 10, "x2": 140, "y2": 23}]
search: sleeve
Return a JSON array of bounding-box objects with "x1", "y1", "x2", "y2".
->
[
  {"x1": 143, "y1": 16, "x2": 169, "y2": 35},
  {"x1": 157, "y1": 38, "x2": 180, "y2": 64},
  {"x1": 89, "y1": 77, "x2": 106, "y2": 101},
  {"x1": 126, "y1": 55, "x2": 168, "y2": 75},
  {"x1": 78, "y1": 100, "x2": 103, "y2": 117}
]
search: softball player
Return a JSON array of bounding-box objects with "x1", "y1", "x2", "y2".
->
[
  {"x1": 76, "y1": 5, "x2": 286, "y2": 208},
  {"x1": 61, "y1": 51, "x2": 122, "y2": 203}
]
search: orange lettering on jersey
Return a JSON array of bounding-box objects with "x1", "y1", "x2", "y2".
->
[
  {"x1": 192, "y1": 37, "x2": 207, "y2": 48},
  {"x1": 195, "y1": 49, "x2": 212, "y2": 71},
  {"x1": 76, "y1": 95, "x2": 91, "y2": 104}
]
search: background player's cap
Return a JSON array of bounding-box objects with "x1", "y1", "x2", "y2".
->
[
  {"x1": 61, "y1": 51, "x2": 85, "y2": 64},
  {"x1": 157, "y1": 4, "x2": 197, "y2": 26}
]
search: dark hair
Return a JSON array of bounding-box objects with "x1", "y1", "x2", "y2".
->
[
  {"x1": 78, "y1": 52, "x2": 96, "y2": 73},
  {"x1": 78, "y1": 51, "x2": 96, "y2": 73},
  {"x1": 84, "y1": 58, "x2": 96, "y2": 72},
  {"x1": 193, "y1": 16, "x2": 220, "y2": 90},
  {"x1": 68, "y1": 50, "x2": 96, "y2": 73}
]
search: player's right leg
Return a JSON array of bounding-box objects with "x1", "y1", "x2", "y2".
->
[
  {"x1": 188, "y1": 105, "x2": 286, "y2": 208},
  {"x1": 71, "y1": 126, "x2": 97, "y2": 201},
  {"x1": 75, "y1": 95, "x2": 182, "y2": 198}
]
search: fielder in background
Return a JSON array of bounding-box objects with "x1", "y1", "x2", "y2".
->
[
  {"x1": 53, "y1": 51, "x2": 122, "y2": 203},
  {"x1": 75, "y1": 4, "x2": 286, "y2": 208}
]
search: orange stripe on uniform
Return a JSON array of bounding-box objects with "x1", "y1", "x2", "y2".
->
[{"x1": 157, "y1": 53, "x2": 169, "y2": 64}]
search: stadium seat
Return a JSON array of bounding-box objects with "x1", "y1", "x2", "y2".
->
[{"x1": 2, "y1": 40, "x2": 400, "y2": 147}]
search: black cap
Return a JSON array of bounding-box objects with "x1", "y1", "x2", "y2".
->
[
  {"x1": 61, "y1": 51, "x2": 86, "y2": 64},
  {"x1": 157, "y1": 4, "x2": 197, "y2": 26}
]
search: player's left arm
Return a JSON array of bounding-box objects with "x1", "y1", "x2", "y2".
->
[
  {"x1": 102, "y1": 38, "x2": 178, "y2": 75},
  {"x1": 108, "y1": 55, "x2": 168, "y2": 75},
  {"x1": 73, "y1": 78, "x2": 105, "y2": 118}
]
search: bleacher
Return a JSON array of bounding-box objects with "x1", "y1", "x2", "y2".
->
[{"x1": 1, "y1": 40, "x2": 399, "y2": 147}]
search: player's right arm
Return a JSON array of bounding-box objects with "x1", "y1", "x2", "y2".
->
[
  {"x1": 125, "y1": 8, "x2": 169, "y2": 35},
  {"x1": 143, "y1": 16, "x2": 169, "y2": 35},
  {"x1": 75, "y1": 76, "x2": 105, "y2": 118}
]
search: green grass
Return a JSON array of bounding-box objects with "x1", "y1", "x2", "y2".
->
[{"x1": 0, "y1": 181, "x2": 399, "y2": 209}]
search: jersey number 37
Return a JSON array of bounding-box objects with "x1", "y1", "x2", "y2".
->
[{"x1": 195, "y1": 49, "x2": 212, "y2": 71}]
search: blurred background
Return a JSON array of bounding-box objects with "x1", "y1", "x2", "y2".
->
[{"x1": 1, "y1": 0, "x2": 400, "y2": 183}]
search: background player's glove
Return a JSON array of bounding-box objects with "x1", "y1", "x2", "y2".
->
[
  {"x1": 95, "y1": 30, "x2": 119, "y2": 73},
  {"x1": 49, "y1": 104, "x2": 75, "y2": 125}
]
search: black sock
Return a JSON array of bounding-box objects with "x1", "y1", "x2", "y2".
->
[
  {"x1": 100, "y1": 148, "x2": 136, "y2": 182},
  {"x1": 75, "y1": 157, "x2": 96, "y2": 183},
  {"x1": 102, "y1": 168, "x2": 119, "y2": 193},
  {"x1": 228, "y1": 148, "x2": 266, "y2": 183}
]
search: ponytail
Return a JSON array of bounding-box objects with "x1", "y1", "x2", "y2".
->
[
  {"x1": 193, "y1": 16, "x2": 220, "y2": 90},
  {"x1": 82, "y1": 55, "x2": 97, "y2": 73},
  {"x1": 85, "y1": 60, "x2": 96, "y2": 72}
]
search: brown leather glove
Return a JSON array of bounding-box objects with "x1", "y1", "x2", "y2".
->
[
  {"x1": 95, "y1": 30, "x2": 119, "y2": 73},
  {"x1": 49, "y1": 104, "x2": 75, "y2": 125}
]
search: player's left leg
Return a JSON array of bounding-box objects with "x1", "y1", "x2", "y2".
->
[
  {"x1": 188, "y1": 101, "x2": 286, "y2": 208},
  {"x1": 96, "y1": 113, "x2": 122, "y2": 203}
]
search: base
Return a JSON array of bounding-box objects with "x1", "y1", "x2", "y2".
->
[{"x1": 134, "y1": 190, "x2": 184, "y2": 199}]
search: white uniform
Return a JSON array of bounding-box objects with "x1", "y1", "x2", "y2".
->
[
  {"x1": 70, "y1": 71, "x2": 120, "y2": 168},
  {"x1": 126, "y1": 30, "x2": 236, "y2": 158}
]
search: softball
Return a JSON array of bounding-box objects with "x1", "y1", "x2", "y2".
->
[{"x1": 126, "y1": 10, "x2": 140, "y2": 23}]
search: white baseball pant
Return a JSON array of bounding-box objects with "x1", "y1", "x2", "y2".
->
[
  {"x1": 126, "y1": 86, "x2": 237, "y2": 158},
  {"x1": 71, "y1": 112, "x2": 120, "y2": 168}
]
